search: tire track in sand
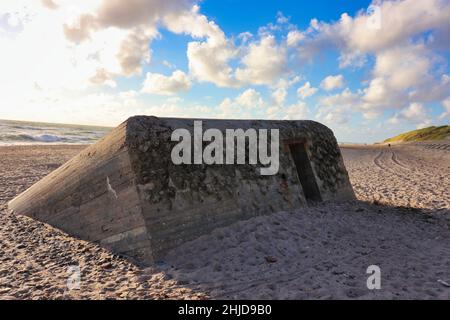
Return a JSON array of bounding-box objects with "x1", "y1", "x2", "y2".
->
[
  {"x1": 391, "y1": 151, "x2": 411, "y2": 171},
  {"x1": 373, "y1": 149, "x2": 414, "y2": 183},
  {"x1": 373, "y1": 150, "x2": 386, "y2": 170}
]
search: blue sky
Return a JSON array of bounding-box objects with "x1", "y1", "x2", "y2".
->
[
  {"x1": 0, "y1": 0, "x2": 449, "y2": 143},
  {"x1": 201, "y1": 0, "x2": 372, "y2": 31}
]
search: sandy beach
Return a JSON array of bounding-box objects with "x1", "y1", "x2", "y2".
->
[{"x1": 0, "y1": 143, "x2": 449, "y2": 300}]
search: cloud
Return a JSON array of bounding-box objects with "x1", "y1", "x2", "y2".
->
[
  {"x1": 286, "y1": 30, "x2": 304, "y2": 47},
  {"x1": 1, "y1": 0, "x2": 449, "y2": 133},
  {"x1": 41, "y1": 0, "x2": 58, "y2": 10},
  {"x1": 89, "y1": 69, "x2": 116, "y2": 87},
  {"x1": 321, "y1": 74, "x2": 344, "y2": 91},
  {"x1": 63, "y1": 14, "x2": 96, "y2": 43},
  {"x1": 0, "y1": 0, "x2": 198, "y2": 93},
  {"x1": 296, "y1": 0, "x2": 450, "y2": 121},
  {"x1": 439, "y1": 98, "x2": 450, "y2": 119},
  {"x1": 361, "y1": 44, "x2": 450, "y2": 113},
  {"x1": 218, "y1": 89, "x2": 268, "y2": 119},
  {"x1": 297, "y1": 82, "x2": 317, "y2": 99},
  {"x1": 362, "y1": 77, "x2": 404, "y2": 110},
  {"x1": 315, "y1": 88, "x2": 361, "y2": 125},
  {"x1": 3, "y1": 2, "x2": 293, "y2": 92},
  {"x1": 270, "y1": 76, "x2": 301, "y2": 106},
  {"x1": 319, "y1": 88, "x2": 360, "y2": 109},
  {"x1": 236, "y1": 35, "x2": 287, "y2": 86},
  {"x1": 221, "y1": 89, "x2": 264, "y2": 110},
  {"x1": 235, "y1": 89, "x2": 264, "y2": 108},
  {"x1": 409, "y1": 74, "x2": 450, "y2": 103},
  {"x1": 162, "y1": 60, "x2": 176, "y2": 69},
  {"x1": 164, "y1": 5, "x2": 238, "y2": 87},
  {"x1": 238, "y1": 32, "x2": 253, "y2": 44},
  {"x1": 187, "y1": 38, "x2": 237, "y2": 87},
  {"x1": 165, "y1": 6, "x2": 293, "y2": 89},
  {"x1": 1, "y1": 3, "x2": 102, "y2": 92},
  {"x1": 292, "y1": 0, "x2": 450, "y2": 122},
  {"x1": 373, "y1": 45, "x2": 431, "y2": 90},
  {"x1": 316, "y1": 105, "x2": 351, "y2": 126},
  {"x1": 271, "y1": 87, "x2": 287, "y2": 106},
  {"x1": 388, "y1": 103, "x2": 432, "y2": 128},
  {"x1": 300, "y1": 0, "x2": 450, "y2": 66},
  {"x1": 63, "y1": 0, "x2": 193, "y2": 40},
  {"x1": 61, "y1": 1, "x2": 196, "y2": 78},
  {"x1": 145, "y1": 101, "x2": 214, "y2": 119},
  {"x1": 283, "y1": 102, "x2": 309, "y2": 120},
  {"x1": 401, "y1": 103, "x2": 429, "y2": 121},
  {"x1": 142, "y1": 70, "x2": 191, "y2": 95},
  {"x1": 276, "y1": 11, "x2": 290, "y2": 25},
  {"x1": 0, "y1": 86, "x2": 215, "y2": 126}
]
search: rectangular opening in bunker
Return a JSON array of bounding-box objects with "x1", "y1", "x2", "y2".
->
[{"x1": 289, "y1": 143, "x2": 322, "y2": 203}]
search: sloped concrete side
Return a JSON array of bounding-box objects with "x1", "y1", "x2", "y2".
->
[{"x1": 8, "y1": 122, "x2": 153, "y2": 264}]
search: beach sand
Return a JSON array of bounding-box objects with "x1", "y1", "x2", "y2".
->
[{"x1": 0, "y1": 143, "x2": 449, "y2": 299}]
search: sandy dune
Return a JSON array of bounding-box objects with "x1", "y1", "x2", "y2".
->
[{"x1": 0, "y1": 143, "x2": 449, "y2": 299}]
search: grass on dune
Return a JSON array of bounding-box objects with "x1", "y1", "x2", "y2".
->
[{"x1": 384, "y1": 126, "x2": 450, "y2": 143}]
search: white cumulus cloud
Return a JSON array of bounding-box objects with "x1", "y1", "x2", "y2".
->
[
  {"x1": 440, "y1": 98, "x2": 450, "y2": 119},
  {"x1": 297, "y1": 82, "x2": 318, "y2": 99},
  {"x1": 142, "y1": 70, "x2": 191, "y2": 95},
  {"x1": 321, "y1": 75, "x2": 344, "y2": 91},
  {"x1": 388, "y1": 103, "x2": 432, "y2": 128},
  {"x1": 236, "y1": 36, "x2": 287, "y2": 86}
]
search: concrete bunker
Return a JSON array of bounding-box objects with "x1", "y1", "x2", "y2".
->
[{"x1": 8, "y1": 116, "x2": 355, "y2": 265}]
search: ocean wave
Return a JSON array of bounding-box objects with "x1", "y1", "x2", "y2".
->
[
  {"x1": 0, "y1": 119, "x2": 110, "y2": 145},
  {"x1": 1, "y1": 133, "x2": 70, "y2": 143},
  {"x1": 0, "y1": 133, "x2": 103, "y2": 144}
]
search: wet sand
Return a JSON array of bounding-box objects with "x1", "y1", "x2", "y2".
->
[{"x1": 0, "y1": 143, "x2": 449, "y2": 299}]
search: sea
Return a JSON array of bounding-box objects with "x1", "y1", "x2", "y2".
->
[
  {"x1": 0, "y1": 119, "x2": 369, "y2": 146},
  {"x1": 0, "y1": 119, "x2": 111, "y2": 145}
]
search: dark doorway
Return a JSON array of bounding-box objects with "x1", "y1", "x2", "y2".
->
[{"x1": 289, "y1": 143, "x2": 322, "y2": 203}]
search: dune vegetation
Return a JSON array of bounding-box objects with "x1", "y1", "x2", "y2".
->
[{"x1": 384, "y1": 126, "x2": 450, "y2": 143}]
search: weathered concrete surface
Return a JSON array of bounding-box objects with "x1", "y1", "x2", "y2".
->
[{"x1": 9, "y1": 116, "x2": 354, "y2": 265}]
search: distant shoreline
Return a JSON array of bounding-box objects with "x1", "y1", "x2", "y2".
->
[
  {"x1": 0, "y1": 119, "x2": 110, "y2": 146},
  {"x1": 0, "y1": 118, "x2": 113, "y2": 130}
]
